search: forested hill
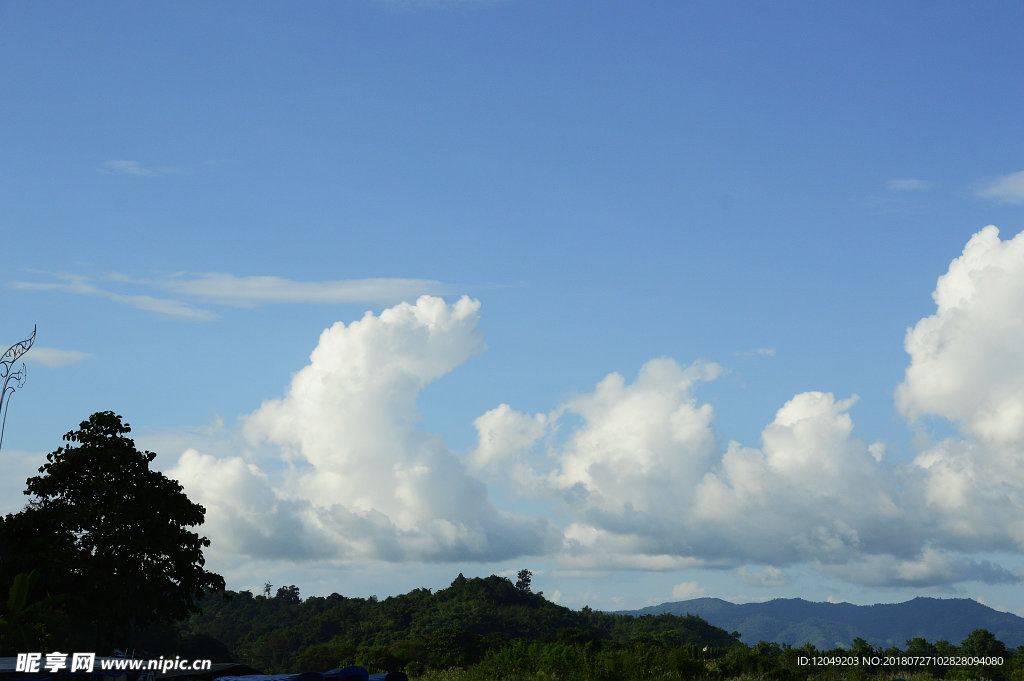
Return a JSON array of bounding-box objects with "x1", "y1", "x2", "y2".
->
[
  {"x1": 617, "y1": 597, "x2": 1024, "y2": 649},
  {"x1": 172, "y1": 573, "x2": 739, "y2": 672}
]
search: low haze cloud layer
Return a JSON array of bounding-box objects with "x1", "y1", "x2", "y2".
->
[{"x1": 170, "y1": 226, "x2": 1024, "y2": 590}]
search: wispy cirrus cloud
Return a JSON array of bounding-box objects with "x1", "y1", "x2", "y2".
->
[
  {"x1": 9, "y1": 273, "x2": 217, "y2": 321},
  {"x1": 377, "y1": 0, "x2": 505, "y2": 8},
  {"x1": 23, "y1": 347, "x2": 94, "y2": 368},
  {"x1": 100, "y1": 160, "x2": 179, "y2": 177},
  {"x1": 9, "y1": 271, "x2": 455, "y2": 321},
  {"x1": 139, "y1": 272, "x2": 452, "y2": 306},
  {"x1": 886, "y1": 177, "x2": 931, "y2": 192},
  {"x1": 975, "y1": 171, "x2": 1024, "y2": 205},
  {"x1": 736, "y1": 347, "x2": 775, "y2": 358}
]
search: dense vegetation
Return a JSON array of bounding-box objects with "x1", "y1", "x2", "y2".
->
[
  {"x1": 140, "y1": 573, "x2": 1024, "y2": 681},
  {"x1": 170, "y1": 573, "x2": 739, "y2": 674},
  {"x1": 0, "y1": 412, "x2": 224, "y2": 652}
]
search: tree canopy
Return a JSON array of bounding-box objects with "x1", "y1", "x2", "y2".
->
[
  {"x1": 515, "y1": 569, "x2": 533, "y2": 593},
  {"x1": 0, "y1": 411, "x2": 224, "y2": 651},
  {"x1": 177, "y1": 573, "x2": 742, "y2": 673}
]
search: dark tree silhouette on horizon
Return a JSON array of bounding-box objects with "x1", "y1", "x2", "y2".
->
[
  {"x1": 0, "y1": 411, "x2": 225, "y2": 651},
  {"x1": 276, "y1": 584, "x2": 301, "y2": 604},
  {"x1": 515, "y1": 569, "x2": 532, "y2": 593}
]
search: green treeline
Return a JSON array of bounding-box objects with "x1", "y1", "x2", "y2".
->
[
  {"x1": 169, "y1": 574, "x2": 1022, "y2": 681},
  {"x1": 174, "y1": 573, "x2": 737, "y2": 674}
]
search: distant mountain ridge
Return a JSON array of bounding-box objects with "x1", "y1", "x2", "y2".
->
[{"x1": 615, "y1": 597, "x2": 1024, "y2": 650}]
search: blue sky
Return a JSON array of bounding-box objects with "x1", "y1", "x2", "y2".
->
[{"x1": 4, "y1": 1, "x2": 1024, "y2": 621}]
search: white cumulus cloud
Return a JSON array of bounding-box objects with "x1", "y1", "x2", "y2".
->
[
  {"x1": 168, "y1": 449, "x2": 331, "y2": 560},
  {"x1": 165, "y1": 227, "x2": 1024, "y2": 589},
  {"x1": 474, "y1": 370, "x2": 908, "y2": 572},
  {"x1": 887, "y1": 226, "x2": 1024, "y2": 563},
  {"x1": 897, "y1": 225, "x2": 1024, "y2": 445},
  {"x1": 171, "y1": 295, "x2": 560, "y2": 565}
]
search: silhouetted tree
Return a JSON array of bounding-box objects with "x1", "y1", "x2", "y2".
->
[
  {"x1": 276, "y1": 585, "x2": 301, "y2": 604},
  {"x1": 515, "y1": 569, "x2": 532, "y2": 593},
  {"x1": 0, "y1": 411, "x2": 224, "y2": 650}
]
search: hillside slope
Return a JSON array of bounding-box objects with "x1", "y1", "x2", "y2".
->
[
  {"x1": 177, "y1": 574, "x2": 739, "y2": 671},
  {"x1": 618, "y1": 597, "x2": 1024, "y2": 649}
]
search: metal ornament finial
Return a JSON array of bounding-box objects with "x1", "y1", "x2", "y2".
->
[{"x1": 1, "y1": 324, "x2": 36, "y2": 452}]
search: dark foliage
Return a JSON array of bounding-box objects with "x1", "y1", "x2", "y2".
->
[
  {"x1": 173, "y1": 573, "x2": 1024, "y2": 681},
  {"x1": 0, "y1": 411, "x2": 225, "y2": 652},
  {"x1": 515, "y1": 569, "x2": 532, "y2": 593},
  {"x1": 179, "y1": 573, "x2": 740, "y2": 673}
]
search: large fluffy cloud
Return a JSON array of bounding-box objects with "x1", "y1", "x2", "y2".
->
[
  {"x1": 170, "y1": 227, "x2": 1024, "y2": 589},
  {"x1": 169, "y1": 449, "x2": 332, "y2": 560},
  {"x1": 473, "y1": 375, "x2": 908, "y2": 575},
  {"x1": 895, "y1": 226, "x2": 1024, "y2": 556},
  {"x1": 692, "y1": 392, "x2": 905, "y2": 566},
  {"x1": 468, "y1": 226, "x2": 1024, "y2": 585},
  {"x1": 897, "y1": 225, "x2": 1024, "y2": 446},
  {"x1": 170, "y1": 295, "x2": 560, "y2": 563}
]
